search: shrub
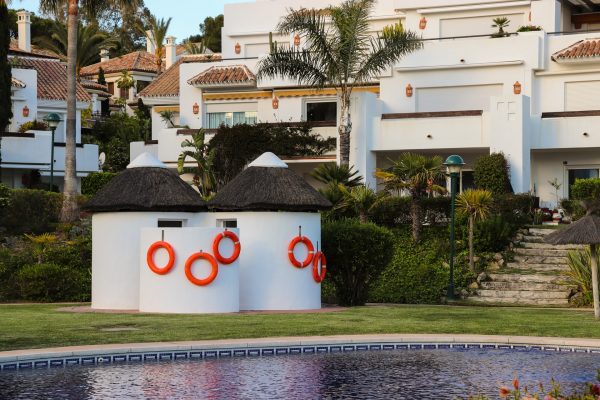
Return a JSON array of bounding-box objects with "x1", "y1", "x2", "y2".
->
[
  {"x1": 82, "y1": 172, "x2": 117, "y2": 196},
  {"x1": 517, "y1": 25, "x2": 542, "y2": 32},
  {"x1": 471, "y1": 214, "x2": 514, "y2": 253},
  {"x1": 18, "y1": 120, "x2": 48, "y2": 133},
  {"x1": 370, "y1": 196, "x2": 451, "y2": 228},
  {"x1": 473, "y1": 153, "x2": 512, "y2": 195},
  {"x1": 15, "y1": 263, "x2": 90, "y2": 302},
  {"x1": 561, "y1": 199, "x2": 585, "y2": 221},
  {"x1": 571, "y1": 178, "x2": 600, "y2": 212},
  {"x1": 0, "y1": 189, "x2": 62, "y2": 235},
  {"x1": 566, "y1": 249, "x2": 595, "y2": 307},
  {"x1": 322, "y1": 219, "x2": 395, "y2": 306},
  {"x1": 492, "y1": 193, "x2": 535, "y2": 226}
]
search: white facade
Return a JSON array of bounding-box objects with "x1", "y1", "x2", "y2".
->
[{"x1": 132, "y1": 0, "x2": 600, "y2": 208}]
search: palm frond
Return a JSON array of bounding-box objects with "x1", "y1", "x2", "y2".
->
[{"x1": 257, "y1": 47, "x2": 329, "y2": 88}]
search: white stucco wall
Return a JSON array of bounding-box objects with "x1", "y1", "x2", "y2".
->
[{"x1": 139, "y1": 227, "x2": 240, "y2": 314}]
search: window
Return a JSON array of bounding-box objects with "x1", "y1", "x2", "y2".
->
[
  {"x1": 157, "y1": 220, "x2": 184, "y2": 228},
  {"x1": 137, "y1": 80, "x2": 150, "y2": 93},
  {"x1": 217, "y1": 219, "x2": 237, "y2": 228},
  {"x1": 107, "y1": 82, "x2": 115, "y2": 95},
  {"x1": 460, "y1": 171, "x2": 476, "y2": 192},
  {"x1": 206, "y1": 112, "x2": 258, "y2": 129},
  {"x1": 120, "y1": 87, "x2": 128, "y2": 99},
  {"x1": 568, "y1": 168, "x2": 599, "y2": 198},
  {"x1": 306, "y1": 102, "x2": 337, "y2": 123}
]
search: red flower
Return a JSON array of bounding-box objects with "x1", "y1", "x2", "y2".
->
[
  {"x1": 513, "y1": 378, "x2": 519, "y2": 391},
  {"x1": 499, "y1": 387, "x2": 511, "y2": 398},
  {"x1": 592, "y1": 384, "x2": 600, "y2": 395}
]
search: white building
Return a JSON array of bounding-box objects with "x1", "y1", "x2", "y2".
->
[
  {"x1": 5, "y1": 11, "x2": 99, "y2": 190},
  {"x1": 132, "y1": 0, "x2": 600, "y2": 208}
]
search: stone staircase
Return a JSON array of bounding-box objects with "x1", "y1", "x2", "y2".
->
[{"x1": 469, "y1": 228, "x2": 581, "y2": 306}]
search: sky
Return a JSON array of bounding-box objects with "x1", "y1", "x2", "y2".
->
[{"x1": 12, "y1": 0, "x2": 252, "y2": 40}]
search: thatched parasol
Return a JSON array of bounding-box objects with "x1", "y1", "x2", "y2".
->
[
  {"x1": 545, "y1": 214, "x2": 600, "y2": 318},
  {"x1": 86, "y1": 153, "x2": 207, "y2": 213},
  {"x1": 208, "y1": 152, "x2": 332, "y2": 212}
]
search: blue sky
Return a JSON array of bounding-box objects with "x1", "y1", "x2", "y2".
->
[{"x1": 12, "y1": 0, "x2": 252, "y2": 40}]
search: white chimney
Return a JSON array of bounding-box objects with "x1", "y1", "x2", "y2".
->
[
  {"x1": 100, "y1": 49, "x2": 110, "y2": 63},
  {"x1": 17, "y1": 11, "x2": 31, "y2": 52},
  {"x1": 165, "y1": 36, "x2": 177, "y2": 70},
  {"x1": 146, "y1": 30, "x2": 156, "y2": 54}
]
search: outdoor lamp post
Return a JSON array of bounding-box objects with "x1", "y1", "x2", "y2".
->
[
  {"x1": 444, "y1": 154, "x2": 465, "y2": 300},
  {"x1": 43, "y1": 113, "x2": 62, "y2": 192}
]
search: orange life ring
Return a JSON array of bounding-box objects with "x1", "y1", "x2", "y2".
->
[
  {"x1": 213, "y1": 231, "x2": 241, "y2": 264},
  {"x1": 147, "y1": 241, "x2": 175, "y2": 275},
  {"x1": 185, "y1": 252, "x2": 219, "y2": 286},
  {"x1": 288, "y1": 236, "x2": 314, "y2": 268},
  {"x1": 312, "y1": 251, "x2": 327, "y2": 283}
]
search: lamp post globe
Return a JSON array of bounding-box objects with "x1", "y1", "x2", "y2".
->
[
  {"x1": 444, "y1": 155, "x2": 465, "y2": 300},
  {"x1": 43, "y1": 113, "x2": 62, "y2": 192}
]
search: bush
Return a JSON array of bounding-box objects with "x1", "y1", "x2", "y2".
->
[
  {"x1": 18, "y1": 120, "x2": 48, "y2": 133},
  {"x1": 561, "y1": 199, "x2": 585, "y2": 221},
  {"x1": 322, "y1": 219, "x2": 395, "y2": 306},
  {"x1": 82, "y1": 172, "x2": 117, "y2": 196},
  {"x1": 571, "y1": 178, "x2": 600, "y2": 212},
  {"x1": 474, "y1": 153, "x2": 512, "y2": 195},
  {"x1": 471, "y1": 214, "x2": 514, "y2": 253},
  {"x1": 15, "y1": 263, "x2": 90, "y2": 302},
  {"x1": 370, "y1": 196, "x2": 450, "y2": 228},
  {"x1": 492, "y1": 193, "x2": 535, "y2": 226},
  {"x1": 566, "y1": 249, "x2": 595, "y2": 307},
  {"x1": 517, "y1": 25, "x2": 542, "y2": 32},
  {"x1": 0, "y1": 189, "x2": 62, "y2": 235}
]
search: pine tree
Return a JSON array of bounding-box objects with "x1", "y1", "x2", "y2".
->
[{"x1": 0, "y1": 2, "x2": 13, "y2": 132}]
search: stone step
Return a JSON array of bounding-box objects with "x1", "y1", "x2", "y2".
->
[
  {"x1": 513, "y1": 248, "x2": 571, "y2": 257},
  {"x1": 513, "y1": 255, "x2": 569, "y2": 265},
  {"x1": 480, "y1": 281, "x2": 574, "y2": 291},
  {"x1": 468, "y1": 296, "x2": 570, "y2": 306},
  {"x1": 506, "y1": 262, "x2": 569, "y2": 272},
  {"x1": 476, "y1": 289, "x2": 570, "y2": 300},
  {"x1": 522, "y1": 235, "x2": 546, "y2": 243},
  {"x1": 520, "y1": 242, "x2": 583, "y2": 250},
  {"x1": 488, "y1": 273, "x2": 570, "y2": 284},
  {"x1": 527, "y1": 228, "x2": 558, "y2": 237}
]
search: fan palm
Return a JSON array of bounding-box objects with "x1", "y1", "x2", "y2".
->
[
  {"x1": 375, "y1": 153, "x2": 445, "y2": 242},
  {"x1": 140, "y1": 14, "x2": 172, "y2": 74},
  {"x1": 492, "y1": 17, "x2": 510, "y2": 37},
  {"x1": 456, "y1": 189, "x2": 493, "y2": 272},
  {"x1": 177, "y1": 129, "x2": 216, "y2": 200},
  {"x1": 338, "y1": 185, "x2": 387, "y2": 223},
  {"x1": 34, "y1": 22, "x2": 118, "y2": 77},
  {"x1": 257, "y1": 0, "x2": 422, "y2": 167},
  {"x1": 183, "y1": 41, "x2": 207, "y2": 55},
  {"x1": 311, "y1": 163, "x2": 363, "y2": 188}
]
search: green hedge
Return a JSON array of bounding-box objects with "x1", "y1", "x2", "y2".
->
[
  {"x1": 370, "y1": 197, "x2": 451, "y2": 228},
  {"x1": 15, "y1": 263, "x2": 90, "y2": 302},
  {"x1": 322, "y1": 219, "x2": 395, "y2": 306},
  {"x1": 82, "y1": 172, "x2": 117, "y2": 196},
  {"x1": 474, "y1": 152, "x2": 512, "y2": 195},
  {"x1": 0, "y1": 189, "x2": 62, "y2": 235}
]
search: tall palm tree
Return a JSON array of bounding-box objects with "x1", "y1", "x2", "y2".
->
[
  {"x1": 257, "y1": 0, "x2": 422, "y2": 167},
  {"x1": 456, "y1": 189, "x2": 493, "y2": 272},
  {"x1": 375, "y1": 153, "x2": 445, "y2": 243},
  {"x1": 140, "y1": 14, "x2": 171, "y2": 74},
  {"x1": 34, "y1": 22, "x2": 118, "y2": 77},
  {"x1": 177, "y1": 129, "x2": 216, "y2": 200}
]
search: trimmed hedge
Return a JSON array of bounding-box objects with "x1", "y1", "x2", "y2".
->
[
  {"x1": 322, "y1": 219, "x2": 395, "y2": 306},
  {"x1": 82, "y1": 172, "x2": 117, "y2": 196},
  {"x1": 0, "y1": 189, "x2": 62, "y2": 235},
  {"x1": 370, "y1": 197, "x2": 451, "y2": 228},
  {"x1": 15, "y1": 263, "x2": 90, "y2": 302},
  {"x1": 474, "y1": 152, "x2": 512, "y2": 195}
]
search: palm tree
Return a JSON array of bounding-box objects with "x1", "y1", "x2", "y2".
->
[
  {"x1": 116, "y1": 70, "x2": 135, "y2": 99},
  {"x1": 141, "y1": 14, "x2": 172, "y2": 74},
  {"x1": 456, "y1": 189, "x2": 493, "y2": 272},
  {"x1": 34, "y1": 22, "x2": 118, "y2": 77},
  {"x1": 338, "y1": 185, "x2": 386, "y2": 223},
  {"x1": 183, "y1": 41, "x2": 207, "y2": 55},
  {"x1": 257, "y1": 0, "x2": 422, "y2": 167},
  {"x1": 311, "y1": 163, "x2": 363, "y2": 188},
  {"x1": 177, "y1": 129, "x2": 216, "y2": 200},
  {"x1": 492, "y1": 17, "x2": 510, "y2": 37},
  {"x1": 375, "y1": 153, "x2": 445, "y2": 243}
]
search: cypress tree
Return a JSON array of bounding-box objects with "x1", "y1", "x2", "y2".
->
[
  {"x1": 0, "y1": 1, "x2": 13, "y2": 132},
  {"x1": 97, "y1": 67, "x2": 106, "y2": 85}
]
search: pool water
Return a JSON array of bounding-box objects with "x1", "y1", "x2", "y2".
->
[{"x1": 1, "y1": 348, "x2": 599, "y2": 399}]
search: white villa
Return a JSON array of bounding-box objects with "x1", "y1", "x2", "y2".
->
[
  {"x1": 5, "y1": 11, "x2": 99, "y2": 190},
  {"x1": 133, "y1": 0, "x2": 600, "y2": 208}
]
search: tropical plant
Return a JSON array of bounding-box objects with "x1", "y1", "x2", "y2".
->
[
  {"x1": 375, "y1": 153, "x2": 445, "y2": 242},
  {"x1": 311, "y1": 163, "x2": 363, "y2": 187},
  {"x1": 140, "y1": 13, "x2": 171, "y2": 74},
  {"x1": 183, "y1": 41, "x2": 207, "y2": 55},
  {"x1": 159, "y1": 110, "x2": 176, "y2": 128},
  {"x1": 337, "y1": 185, "x2": 387, "y2": 223},
  {"x1": 0, "y1": 1, "x2": 12, "y2": 133},
  {"x1": 257, "y1": 0, "x2": 422, "y2": 167},
  {"x1": 116, "y1": 70, "x2": 135, "y2": 96},
  {"x1": 567, "y1": 249, "x2": 596, "y2": 306},
  {"x1": 491, "y1": 17, "x2": 510, "y2": 37},
  {"x1": 456, "y1": 189, "x2": 493, "y2": 272},
  {"x1": 24, "y1": 233, "x2": 58, "y2": 264},
  {"x1": 34, "y1": 22, "x2": 118, "y2": 77},
  {"x1": 177, "y1": 129, "x2": 216, "y2": 199}
]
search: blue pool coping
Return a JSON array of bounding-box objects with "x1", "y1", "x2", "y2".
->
[{"x1": 3, "y1": 335, "x2": 600, "y2": 372}]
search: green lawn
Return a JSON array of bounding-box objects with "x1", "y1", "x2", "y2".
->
[{"x1": 0, "y1": 304, "x2": 598, "y2": 352}]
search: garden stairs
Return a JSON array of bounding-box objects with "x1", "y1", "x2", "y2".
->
[{"x1": 469, "y1": 228, "x2": 580, "y2": 306}]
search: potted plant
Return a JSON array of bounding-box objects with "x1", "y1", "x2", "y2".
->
[{"x1": 491, "y1": 17, "x2": 510, "y2": 38}]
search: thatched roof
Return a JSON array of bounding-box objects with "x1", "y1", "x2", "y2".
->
[
  {"x1": 208, "y1": 153, "x2": 332, "y2": 212},
  {"x1": 544, "y1": 214, "x2": 600, "y2": 245},
  {"x1": 86, "y1": 153, "x2": 206, "y2": 213}
]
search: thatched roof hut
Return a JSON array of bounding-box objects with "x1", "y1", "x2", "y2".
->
[
  {"x1": 208, "y1": 152, "x2": 332, "y2": 212},
  {"x1": 544, "y1": 215, "x2": 600, "y2": 245},
  {"x1": 86, "y1": 153, "x2": 207, "y2": 213}
]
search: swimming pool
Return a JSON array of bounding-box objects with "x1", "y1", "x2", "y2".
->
[{"x1": 1, "y1": 346, "x2": 599, "y2": 399}]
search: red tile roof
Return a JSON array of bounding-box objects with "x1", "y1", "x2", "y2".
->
[
  {"x1": 13, "y1": 58, "x2": 91, "y2": 102},
  {"x1": 552, "y1": 38, "x2": 600, "y2": 61},
  {"x1": 9, "y1": 38, "x2": 60, "y2": 59},
  {"x1": 11, "y1": 77, "x2": 26, "y2": 88},
  {"x1": 80, "y1": 51, "x2": 159, "y2": 77},
  {"x1": 187, "y1": 65, "x2": 256, "y2": 87},
  {"x1": 80, "y1": 79, "x2": 111, "y2": 98}
]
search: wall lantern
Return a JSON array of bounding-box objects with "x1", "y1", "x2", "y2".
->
[
  {"x1": 419, "y1": 17, "x2": 427, "y2": 30},
  {"x1": 192, "y1": 102, "x2": 200, "y2": 115},
  {"x1": 272, "y1": 96, "x2": 280, "y2": 110},
  {"x1": 405, "y1": 84, "x2": 413, "y2": 97},
  {"x1": 234, "y1": 42, "x2": 241, "y2": 55},
  {"x1": 513, "y1": 81, "x2": 522, "y2": 95},
  {"x1": 22, "y1": 105, "x2": 30, "y2": 118},
  {"x1": 294, "y1": 33, "x2": 301, "y2": 47}
]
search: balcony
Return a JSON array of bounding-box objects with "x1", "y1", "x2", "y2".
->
[{"x1": 533, "y1": 111, "x2": 600, "y2": 150}]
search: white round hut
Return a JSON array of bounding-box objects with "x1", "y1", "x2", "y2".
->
[
  {"x1": 208, "y1": 152, "x2": 332, "y2": 311},
  {"x1": 86, "y1": 153, "x2": 208, "y2": 310}
]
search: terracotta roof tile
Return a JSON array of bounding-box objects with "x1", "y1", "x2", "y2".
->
[
  {"x1": 9, "y1": 38, "x2": 60, "y2": 59},
  {"x1": 80, "y1": 79, "x2": 111, "y2": 98},
  {"x1": 12, "y1": 58, "x2": 91, "y2": 102},
  {"x1": 552, "y1": 38, "x2": 600, "y2": 62},
  {"x1": 80, "y1": 51, "x2": 159, "y2": 77},
  {"x1": 187, "y1": 65, "x2": 256, "y2": 87},
  {"x1": 11, "y1": 77, "x2": 26, "y2": 88}
]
